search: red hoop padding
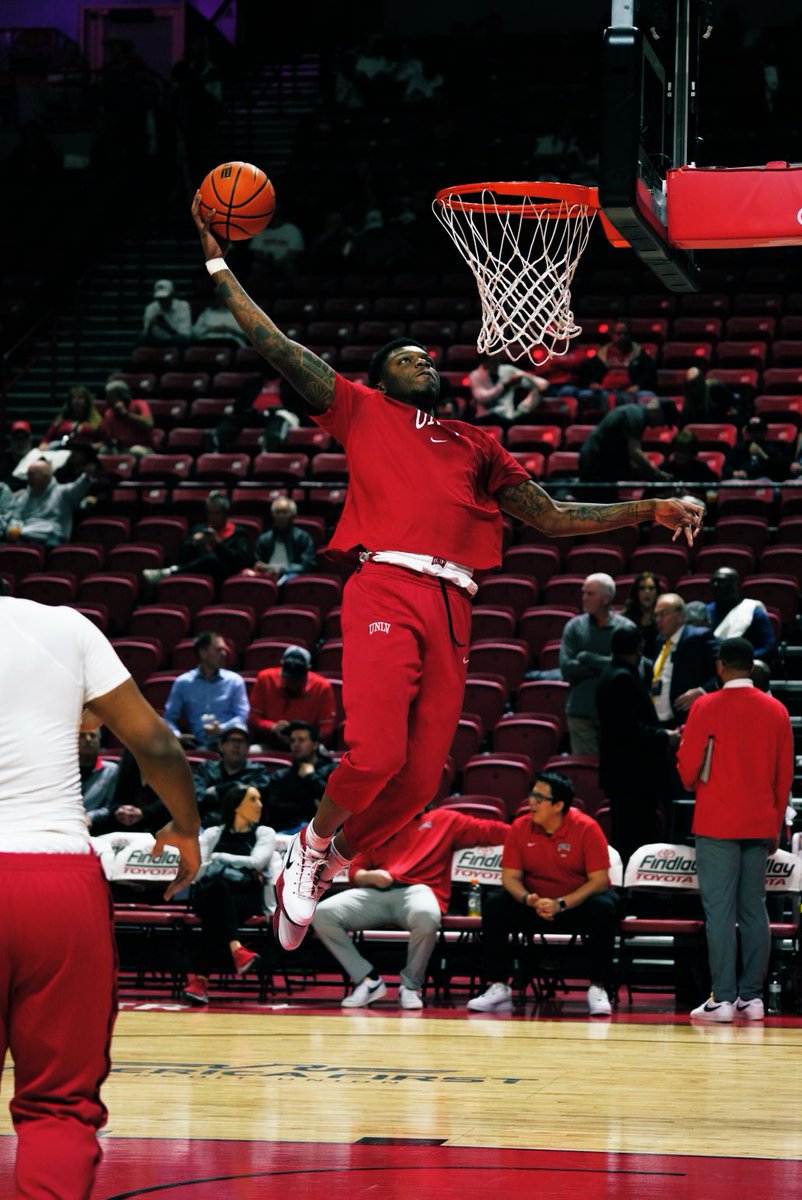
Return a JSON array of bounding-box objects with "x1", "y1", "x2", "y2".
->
[
  {"x1": 667, "y1": 162, "x2": 802, "y2": 249},
  {"x1": 434, "y1": 180, "x2": 602, "y2": 217}
]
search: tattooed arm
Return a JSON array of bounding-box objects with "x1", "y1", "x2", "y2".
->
[
  {"x1": 191, "y1": 194, "x2": 335, "y2": 412},
  {"x1": 496, "y1": 480, "x2": 703, "y2": 546}
]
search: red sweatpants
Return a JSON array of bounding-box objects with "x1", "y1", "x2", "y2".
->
[
  {"x1": 0, "y1": 853, "x2": 117, "y2": 1200},
  {"x1": 327, "y1": 562, "x2": 472, "y2": 851}
]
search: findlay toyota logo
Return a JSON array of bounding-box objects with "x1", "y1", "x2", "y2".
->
[
  {"x1": 637, "y1": 849, "x2": 697, "y2": 883},
  {"x1": 368, "y1": 621, "x2": 391, "y2": 635}
]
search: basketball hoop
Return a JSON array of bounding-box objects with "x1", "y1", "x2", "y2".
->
[{"x1": 433, "y1": 181, "x2": 616, "y2": 362}]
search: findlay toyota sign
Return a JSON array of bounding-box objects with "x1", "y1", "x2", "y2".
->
[{"x1": 624, "y1": 844, "x2": 802, "y2": 893}]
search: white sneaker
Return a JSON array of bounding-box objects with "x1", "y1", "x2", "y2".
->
[
  {"x1": 587, "y1": 985, "x2": 612, "y2": 1016},
  {"x1": 735, "y1": 996, "x2": 765, "y2": 1020},
  {"x1": 398, "y1": 985, "x2": 424, "y2": 1010},
  {"x1": 690, "y1": 996, "x2": 735, "y2": 1022},
  {"x1": 467, "y1": 982, "x2": 513, "y2": 1012},
  {"x1": 341, "y1": 977, "x2": 387, "y2": 1008},
  {"x1": 273, "y1": 828, "x2": 333, "y2": 950}
]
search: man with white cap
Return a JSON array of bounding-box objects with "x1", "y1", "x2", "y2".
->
[
  {"x1": 141, "y1": 278, "x2": 191, "y2": 346},
  {"x1": 248, "y1": 645, "x2": 336, "y2": 750}
]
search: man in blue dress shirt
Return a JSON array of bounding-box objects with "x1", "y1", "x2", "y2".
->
[{"x1": 164, "y1": 631, "x2": 249, "y2": 748}]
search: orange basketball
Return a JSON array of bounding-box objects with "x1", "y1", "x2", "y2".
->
[{"x1": 198, "y1": 161, "x2": 276, "y2": 242}]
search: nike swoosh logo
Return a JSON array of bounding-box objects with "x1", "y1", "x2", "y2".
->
[
  {"x1": 462, "y1": 657, "x2": 470, "y2": 664},
  {"x1": 366, "y1": 981, "x2": 383, "y2": 993},
  {"x1": 430, "y1": 437, "x2": 447, "y2": 443}
]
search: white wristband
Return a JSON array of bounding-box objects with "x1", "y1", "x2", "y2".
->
[{"x1": 206, "y1": 258, "x2": 228, "y2": 276}]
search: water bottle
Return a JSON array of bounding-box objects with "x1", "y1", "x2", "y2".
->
[
  {"x1": 467, "y1": 879, "x2": 482, "y2": 918},
  {"x1": 767, "y1": 972, "x2": 782, "y2": 1016}
]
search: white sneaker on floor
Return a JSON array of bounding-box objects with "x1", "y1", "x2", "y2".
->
[
  {"x1": 690, "y1": 996, "x2": 735, "y2": 1022},
  {"x1": 587, "y1": 985, "x2": 612, "y2": 1016},
  {"x1": 735, "y1": 996, "x2": 765, "y2": 1020},
  {"x1": 273, "y1": 828, "x2": 333, "y2": 949},
  {"x1": 398, "y1": 985, "x2": 424, "y2": 1010},
  {"x1": 341, "y1": 977, "x2": 387, "y2": 1008},
  {"x1": 467, "y1": 982, "x2": 513, "y2": 1012}
]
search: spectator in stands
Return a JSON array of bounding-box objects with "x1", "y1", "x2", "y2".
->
[
  {"x1": 182, "y1": 782, "x2": 276, "y2": 1005},
  {"x1": 434, "y1": 397, "x2": 459, "y2": 421},
  {"x1": 140, "y1": 278, "x2": 192, "y2": 347},
  {"x1": 467, "y1": 771, "x2": 619, "y2": 1017},
  {"x1": 621, "y1": 570, "x2": 663, "y2": 661},
  {"x1": 249, "y1": 646, "x2": 337, "y2": 750},
  {"x1": 164, "y1": 631, "x2": 250, "y2": 749},
  {"x1": 98, "y1": 380, "x2": 155, "y2": 456},
  {"x1": 684, "y1": 600, "x2": 711, "y2": 628},
  {"x1": 191, "y1": 292, "x2": 250, "y2": 348},
  {"x1": 90, "y1": 747, "x2": 171, "y2": 837},
  {"x1": 678, "y1": 637, "x2": 793, "y2": 1022},
  {"x1": 143, "y1": 492, "x2": 253, "y2": 591},
  {"x1": 249, "y1": 211, "x2": 305, "y2": 285},
  {"x1": 724, "y1": 415, "x2": 790, "y2": 482},
  {"x1": 652, "y1": 593, "x2": 719, "y2": 725},
  {"x1": 597, "y1": 626, "x2": 678, "y2": 865},
  {"x1": 682, "y1": 367, "x2": 748, "y2": 425},
  {"x1": 0, "y1": 421, "x2": 34, "y2": 487},
  {"x1": 193, "y1": 722, "x2": 270, "y2": 827},
  {"x1": 752, "y1": 659, "x2": 772, "y2": 693},
  {"x1": 578, "y1": 399, "x2": 672, "y2": 485},
  {"x1": 314, "y1": 805, "x2": 507, "y2": 1010},
  {"x1": 265, "y1": 721, "x2": 337, "y2": 833},
  {"x1": 560, "y1": 573, "x2": 635, "y2": 755},
  {"x1": 5, "y1": 457, "x2": 95, "y2": 546},
  {"x1": 253, "y1": 497, "x2": 317, "y2": 582},
  {"x1": 0, "y1": 482, "x2": 12, "y2": 538},
  {"x1": 79, "y1": 728, "x2": 120, "y2": 833},
  {"x1": 664, "y1": 429, "x2": 719, "y2": 484},
  {"x1": 706, "y1": 567, "x2": 776, "y2": 661},
  {"x1": 346, "y1": 208, "x2": 412, "y2": 272},
  {"x1": 579, "y1": 320, "x2": 657, "y2": 404},
  {"x1": 39, "y1": 385, "x2": 102, "y2": 448},
  {"x1": 468, "y1": 353, "x2": 548, "y2": 426}
]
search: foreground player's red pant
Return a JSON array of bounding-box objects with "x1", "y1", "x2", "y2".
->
[
  {"x1": 326, "y1": 562, "x2": 472, "y2": 851},
  {"x1": 0, "y1": 853, "x2": 117, "y2": 1200}
]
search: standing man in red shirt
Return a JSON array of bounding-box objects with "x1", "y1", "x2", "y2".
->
[
  {"x1": 191, "y1": 196, "x2": 702, "y2": 952},
  {"x1": 313, "y1": 805, "x2": 507, "y2": 1009},
  {"x1": 468, "y1": 771, "x2": 618, "y2": 1017},
  {"x1": 678, "y1": 637, "x2": 793, "y2": 1023}
]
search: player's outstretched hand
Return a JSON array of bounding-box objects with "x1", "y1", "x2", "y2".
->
[
  {"x1": 153, "y1": 821, "x2": 202, "y2": 900},
  {"x1": 191, "y1": 191, "x2": 228, "y2": 263},
  {"x1": 653, "y1": 497, "x2": 704, "y2": 547}
]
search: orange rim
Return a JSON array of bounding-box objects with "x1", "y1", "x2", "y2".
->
[{"x1": 434, "y1": 180, "x2": 601, "y2": 217}]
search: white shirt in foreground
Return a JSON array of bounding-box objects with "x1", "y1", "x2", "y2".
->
[{"x1": 0, "y1": 599, "x2": 130, "y2": 852}]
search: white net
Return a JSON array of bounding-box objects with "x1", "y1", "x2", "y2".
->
[{"x1": 432, "y1": 185, "x2": 598, "y2": 362}]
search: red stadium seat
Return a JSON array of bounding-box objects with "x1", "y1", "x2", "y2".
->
[
  {"x1": 543, "y1": 755, "x2": 606, "y2": 815},
  {"x1": 715, "y1": 341, "x2": 767, "y2": 368},
  {"x1": 18, "y1": 574, "x2": 77, "y2": 606},
  {"x1": 111, "y1": 639, "x2": 163, "y2": 683},
  {"x1": 137, "y1": 454, "x2": 193, "y2": 485},
  {"x1": 158, "y1": 574, "x2": 214, "y2": 617},
  {"x1": 741, "y1": 576, "x2": 798, "y2": 630},
  {"x1": 128, "y1": 606, "x2": 190, "y2": 657},
  {"x1": 77, "y1": 573, "x2": 138, "y2": 634},
  {"x1": 474, "y1": 576, "x2": 537, "y2": 618},
  {"x1": 209, "y1": 372, "x2": 262, "y2": 399},
  {"x1": 281, "y1": 575, "x2": 342, "y2": 617},
  {"x1": 148, "y1": 399, "x2": 188, "y2": 428},
  {"x1": 159, "y1": 371, "x2": 210, "y2": 400},
  {"x1": 661, "y1": 341, "x2": 714, "y2": 369},
  {"x1": 141, "y1": 671, "x2": 179, "y2": 712},
  {"x1": 724, "y1": 316, "x2": 776, "y2": 341},
  {"x1": 760, "y1": 547, "x2": 802, "y2": 588},
  {"x1": 98, "y1": 454, "x2": 136, "y2": 483},
  {"x1": 541, "y1": 574, "x2": 584, "y2": 609},
  {"x1": 243, "y1": 639, "x2": 295, "y2": 672},
  {"x1": 629, "y1": 545, "x2": 690, "y2": 589},
  {"x1": 106, "y1": 544, "x2": 163, "y2": 575},
  {"x1": 565, "y1": 546, "x2": 624, "y2": 577},
  {"x1": 672, "y1": 316, "x2": 722, "y2": 341},
  {"x1": 694, "y1": 546, "x2": 755, "y2": 577},
  {"x1": 716, "y1": 487, "x2": 773, "y2": 519},
  {"x1": 761, "y1": 369, "x2": 802, "y2": 395},
  {"x1": 184, "y1": 345, "x2": 233, "y2": 372},
  {"x1": 310, "y1": 453, "x2": 349, "y2": 482},
  {"x1": 188, "y1": 397, "x2": 234, "y2": 426},
  {"x1": 467, "y1": 640, "x2": 529, "y2": 690},
  {"x1": 501, "y1": 546, "x2": 561, "y2": 590},
  {"x1": 195, "y1": 454, "x2": 251, "y2": 484},
  {"x1": 470, "y1": 606, "x2": 516, "y2": 641},
  {"x1": 193, "y1": 606, "x2": 256, "y2": 659},
  {"x1": 132, "y1": 516, "x2": 189, "y2": 563},
  {"x1": 128, "y1": 346, "x2": 181, "y2": 373},
  {"x1": 286, "y1": 427, "x2": 332, "y2": 455},
  {"x1": 438, "y1": 799, "x2": 507, "y2": 821},
  {"x1": 76, "y1": 517, "x2": 131, "y2": 556},
  {"x1": 506, "y1": 425, "x2": 563, "y2": 454},
  {"x1": 518, "y1": 608, "x2": 575, "y2": 660},
  {"x1": 461, "y1": 679, "x2": 507, "y2": 733},
  {"x1": 674, "y1": 574, "x2": 713, "y2": 604},
  {"x1": 449, "y1": 716, "x2": 484, "y2": 772},
  {"x1": 219, "y1": 574, "x2": 278, "y2": 616},
  {"x1": 493, "y1": 716, "x2": 560, "y2": 769},
  {"x1": 684, "y1": 423, "x2": 737, "y2": 450},
  {"x1": 462, "y1": 756, "x2": 531, "y2": 820},
  {"x1": 252, "y1": 452, "x2": 309, "y2": 484},
  {"x1": 516, "y1": 680, "x2": 569, "y2": 731},
  {"x1": 48, "y1": 545, "x2": 104, "y2": 582},
  {"x1": 258, "y1": 606, "x2": 321, "y2": 647},
  {"x1": 544, "y1": 451, "x2": 580, "y2": 479}
]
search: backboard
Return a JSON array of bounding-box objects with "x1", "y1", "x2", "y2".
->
[{"x1": 599, "y1": 0, "x2": 711, "y2": 292}]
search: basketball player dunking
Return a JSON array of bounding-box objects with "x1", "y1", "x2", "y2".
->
[{"x1": 192, "y1": 194, "x2": 702, "y2": 951}]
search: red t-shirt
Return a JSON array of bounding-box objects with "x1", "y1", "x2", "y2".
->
[
  {"x1": 98, "y1": 400, "x2": 154, "y2": 450},
  {"x1": 349, "y1": 808, "x2": 509, "y2": 913},
  {"x1": 248, "y1": 667, "x2": 337, "y2": 742},
  {"x1": 312, "y1": 375, "x2": 530, "y2": 568},
  {"x1": 503, "y1": 809, "x2": 610, "y2": 897}
]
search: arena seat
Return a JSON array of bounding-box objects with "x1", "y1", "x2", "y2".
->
[
  {"x1": 111, "y1": 639, "x2": 163, "y2": 683},
  {"x1": 0, "y1": 545, "x2": 45, "y2": 588},
  {"x1": 742, "y1": 576, "x2": 798, "y2": 631},
  {"x1": 252, "y1": 452, "x2": 309, "y2": 484},
  {"x1": 132, "y1": 517, "x2": 189, "y2": 563},
  {"x1": 76, "y1": 517, "x2": 131, "y2": 555},
  {"x1": 78, "y1": 573, "x2": 138, "y2": 634},
  {"x1": 281, "y1": 575, "x2": 342, "y2": 616},
  {"x1": 724, "y1": 315, "x2": 775, "y2": 341},
  {"x1": 106, "y1": 544, "x2": 163, "y2": 575},
  {"x1": 543, "y1": 755, "x2": 605, "y2": 815},
  {"x1": 467, "y1": 640, "x2": 529, "y2": 691},
  {"x1": 158, "y1": 574, "x2": 214, "y2": 617},
  {"x1": 159, "y1": 371, "x2": 210, "y2": 400},
  {"x1": 475, "y1": 575, "x2": 537, "y2": 618},
  {"x1": 693, "y1": 545, "x2": 755, "y2": 577},
  {"x1": 258, "y1": 606, "x2": 321, "y2": 647},
  {"x1": 462, "y1": 756, "x2": 531, "y2": 820},
  {"x1": 128, "y1": 606, "x2": 190, "y2": 657},
  {"x1": 449, "y1": 716, "x2": 484, "y2": 772},
  {"x1": 18, "y1": 573, "x2": 77, "y2": 606},
  {"x1": 492, "y1": 716, "x2": 560, "y2": 770},
  {"x1": 243, "y1": 639, "x2": 295, "y2": 672},
  {"x1": 518, "y1": 607, "x2": 575, "y2": 660},
  {"x1": 137, "y1": 454, "x2": 193, "y2": 486},
  {"x1": 470, "y1": 606, "x2": 516, "y2": 641},
  {"x1": 461, "y1": 679, "x2": 507, "y2": 734},
  {"x1": 184, "y1": 346, "x2": 232, "y2": 372},
  {"x1": 438, "y1": 799, "x2": 507, "y2": 821},
  {"x1": 193, "y1": 606, "x2": 256, "y2": 659},
  {"x1": 515, "y1": 680, "x2": 568, "y2": 730},
  {"x1": 629, "y1": 545, "x2": 689, "y2": 589},
  {"x1": 501, "y1": 546, "x2": 561, "y2": 589},
  {"x1": 48, "y1": 544, "x2": 104, "y2": 582},
  {"x1": 541, "y1": 574, "x2": 584, "y2": 609},
  {"x1": 195, "y1": 453, "x2": 251, "y2": 484},
  {"x1": 565, "y1": 546, "x2": 625, "y2": 577}
]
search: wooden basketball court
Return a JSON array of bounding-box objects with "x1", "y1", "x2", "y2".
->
[{"x1": 3, "y1": 999, "x2": 801, "y2": 1198}]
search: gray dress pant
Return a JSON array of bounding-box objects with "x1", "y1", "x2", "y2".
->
[
  {"x1": 695, "y1": 836, "x2": 771, "y2": 1003},
  {"x1": 312, "y1": 884, "x2": 442, "y2": 992}
]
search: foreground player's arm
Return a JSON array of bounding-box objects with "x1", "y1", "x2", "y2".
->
[
  {"x1": 191, "y1": 194, "x2": 335, "y2": 413},
  {"x1": 86, "y1": 678, "x2": 202, "y2": 899},
  {"x1": 496, "y1": 480, "x2": 702, "y2": 547}
]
